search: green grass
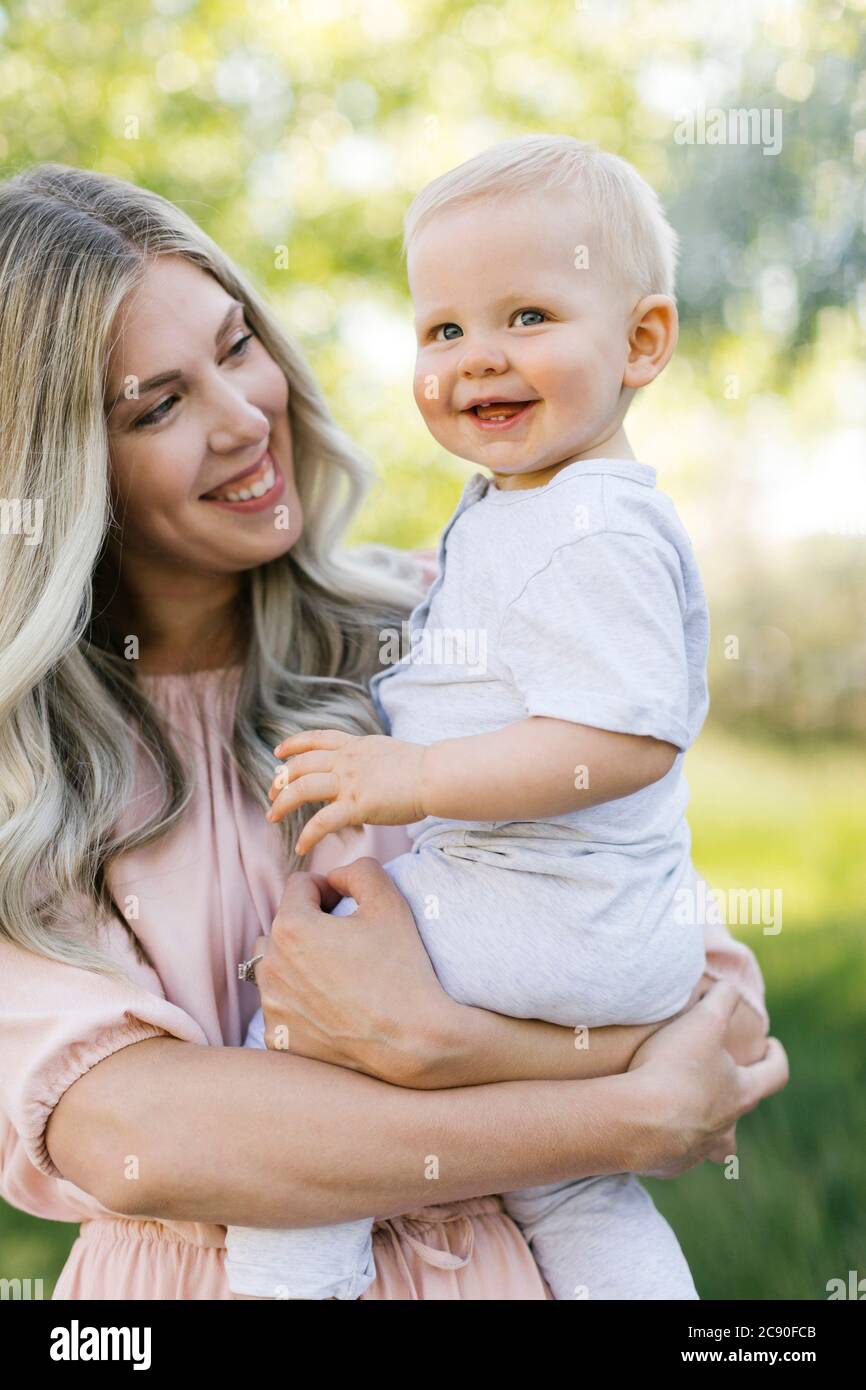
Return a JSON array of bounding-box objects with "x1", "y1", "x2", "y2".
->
[
  {"x1": 0, "y1": 1206, "x2": 77, "y2": 1301},
  {"x1": 2, "y1": 727, "x2": 863, "y2": 1299},
  {"x1": 647, "y1": 920, "x2": 866, "y2": 1300},
  {"x1": 645, "y1": 727, "x2": 866, "y2": 1299}
]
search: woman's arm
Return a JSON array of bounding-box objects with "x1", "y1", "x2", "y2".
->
[
  {"x1": 252, "y1": 860, "x2": 768, "y2": 1092},
  {"x1": 418, "y1": 978, "x2": 766, "y2": 1088},
  {"x1": 46, "y1": 982, "x2": 786, "y2": 1227}
]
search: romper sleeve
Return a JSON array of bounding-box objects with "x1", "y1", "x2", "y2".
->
[
  {"x1": 499, "y1": 532, "x2": 692, "y2": 750},
  {"x1": 0, "y1": 923, "x2": 209, "y2": 1184}
]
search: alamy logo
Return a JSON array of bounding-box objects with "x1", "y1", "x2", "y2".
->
[
  {"x1": 674, "y1": 106, "x2": 783, "y2": 157},
  {"x1": 50, "y1": 1320, "x2": 152, "y2": 1370},
  {"x1": 379, "y1": 622, "x2": 488, "y2": 674},
  {"x1": 826, "y1": 1270, "x2": 866, "y2": 1300},
  {"x1": 0, "y1": 497, "x2": 44, "y2": 546},
  {"x1": 0, "y1": 1277, "x2": 44, "y2": 1299},
  {"x1": 674, "y1": 880, "x2": 782, "y2": 935}
]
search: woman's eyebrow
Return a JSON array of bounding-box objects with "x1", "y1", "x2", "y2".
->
[{"x1": 105, "y1": 299, "x2": 245, "y2": 413}]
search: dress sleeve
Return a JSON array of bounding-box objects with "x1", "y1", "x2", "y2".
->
[
  {"x1": 0, "y1": 929, "x2": 209, "y2": 1183},
  {"x1": 500, "y1": 532, "x2": 692, "y2": 749}
]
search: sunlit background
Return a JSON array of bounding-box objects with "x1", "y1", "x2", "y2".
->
[{"x1": 1, "y1": 0, "x2": 864, "y2": 1299}]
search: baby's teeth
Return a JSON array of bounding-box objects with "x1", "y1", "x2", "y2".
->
[
  {"x1": 238, "y1": 488, "x2": 252, "y2": 500},
  {"x1": 226, "y1": 491, "x2": 241, "y2": 501},
  {"x1": 250, "y1": 479, "x2": 267, "y2": 498}
]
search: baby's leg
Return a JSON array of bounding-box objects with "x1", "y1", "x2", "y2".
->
[
  {"x1": 223, "y1": 1002, "x2": 376, "y2": 1300},
  {"x1": 502, "y1": 1175, "x2": 699, "y2": 1301}
]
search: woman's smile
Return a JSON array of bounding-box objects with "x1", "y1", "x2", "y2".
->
[{"x1": 200, "y1": 448, "x2": 285, "y2": 512}]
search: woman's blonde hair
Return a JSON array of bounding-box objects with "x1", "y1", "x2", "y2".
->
[
  {"x1": 403, "y1": 134, "x2": 679, "y2": 299},
  {"x1": 0, "y1": 163, "x2": 421, "y2": 981}
]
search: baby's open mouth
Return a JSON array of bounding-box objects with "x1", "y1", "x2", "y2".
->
[
  {"x1": 465, "y1": 400, "x2": 540, "y2": 429},
  {"x1": 469, "y1": 400, "x2": 535, "y2": 421}
]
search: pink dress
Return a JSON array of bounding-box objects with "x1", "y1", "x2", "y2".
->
[{"x1": 0, "y1": 664, "x2": 769, "y2": 1301}]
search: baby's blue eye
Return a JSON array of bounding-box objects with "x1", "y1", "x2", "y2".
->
[
  {"x1": 434, "y1": 323, "x2": 463, "y2": 341},
  {"x1": 514, "y1": 309, "x2": 547, "y2": 327}
]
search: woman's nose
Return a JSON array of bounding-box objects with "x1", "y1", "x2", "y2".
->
[{"x1": 207, "y1": 381, "x2": 270, "y2": 454}]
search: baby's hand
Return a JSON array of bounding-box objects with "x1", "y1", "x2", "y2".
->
[{"x1": 266, "y1": 729, "x2": 428, "y2": 855}]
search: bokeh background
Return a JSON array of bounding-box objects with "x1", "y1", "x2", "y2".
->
[{"x1": 1, "y1": 0, "x2": 864, "y2": 1299}]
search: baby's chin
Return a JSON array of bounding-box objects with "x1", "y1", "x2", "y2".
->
[{"x1": 429, "y1": 416, "x2": 576, "y2": 478}]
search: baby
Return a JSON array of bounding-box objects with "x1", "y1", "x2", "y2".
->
[{"x1": 226, "y1": 135, "x2": 711, "y2": 1300}]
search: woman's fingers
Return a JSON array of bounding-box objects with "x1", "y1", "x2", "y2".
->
[
  {"x1": 274, "y1": 728, "x2": 350, "y2": 757},
  {"x1": 738, "y1": 1036, "x2": 790, "y2": 1110},
  {"x1": 272, "y1": 871, "x2": 332, "y2": 923},
  {"x1": 629, "y1": 978, "x2": 743, "y2": 1077},
  {"x1": 325, "y1": 857, "x2": 408, "y2": 918},
  {"x1": 266, "y1": 772, "x2": 339, "y2": 823},
  {"x1": 691, "y1": 978, "x2": 743, "y2": 1030},
  {"x1": 707, "y1": 1127, "x2": 738, "y2": 1164}
]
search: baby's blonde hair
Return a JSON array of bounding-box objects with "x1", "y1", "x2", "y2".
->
[{"x1": 403, "y1": 134, "x2": 679, "y2": 301}]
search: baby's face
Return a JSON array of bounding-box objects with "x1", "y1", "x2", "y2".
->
[{"x1": 409, "y1": 190, "x2": 637, "y2": 486}]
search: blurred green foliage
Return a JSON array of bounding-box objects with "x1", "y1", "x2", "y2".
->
[{"x1": 0, "y1": 0, "x2": 863, "y2": 736}]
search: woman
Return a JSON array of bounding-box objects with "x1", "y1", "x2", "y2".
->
[{"x1": 0, "y1": 164, "x2": 786, "y2": 1301}]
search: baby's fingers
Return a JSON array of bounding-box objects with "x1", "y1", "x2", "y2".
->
[
  {"x1": 266, "y1": 772, "x2": 338, "y2": 824},
  {"x1": 295, "y1": 804, "x2": 355, "y2": 856},
  {"x1": 269, "y1": 751, "x2": 334, "y2": 800},
  {"x1": 274, "y1": 728, "x2": 351, "y2": 758}
]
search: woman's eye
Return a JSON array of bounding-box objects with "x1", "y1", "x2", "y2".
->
[
  {"x1": 433, "y1": 323, "x2": 463, "y2": 342},
  {"x1": 135, "y1": 396, "x2": 178, "y2": 429},
  {"x1": 131, "y1": 332, "x2": 254, "y2": 428},
  {"x1": 227, "y1": 332, "x2": 254, "y2": 358},
  {"x1": 513, "y1": 308, "x2": 547, "y2": 327}
]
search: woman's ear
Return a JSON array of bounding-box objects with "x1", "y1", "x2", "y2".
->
[{"x1": 623, "y1": 295, "x2": 679, "y2": 390}]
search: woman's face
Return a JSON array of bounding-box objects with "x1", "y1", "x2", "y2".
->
[{"x1": 105, "y1": 255, "x2": 302, "y2": 580}]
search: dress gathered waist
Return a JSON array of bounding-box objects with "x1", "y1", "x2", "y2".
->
[
  {"x1": 77, "y1": 1195, "x2": 503, "y2": 1253},
  {"x1": 54, "y1": 1196, "x2": 552, "y2": 1301}
]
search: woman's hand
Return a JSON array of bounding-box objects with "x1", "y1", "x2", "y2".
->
[
  {"x1": 680, "y1": 971, "x2": 770, "y2": 1066},
  {"x1": 253, "y1": 858, "x2": 463, "y2": 1086},
  {"x1": 266, "y1": 729, "x2": 427, "y2": 854},
  {"x1": 626, "y1": 980, "x2": 788, "y2": 1178}
]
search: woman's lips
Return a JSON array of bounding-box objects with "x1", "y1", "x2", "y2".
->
[
  {"x1": 464, "y1": 401, "x2": 539, "y2": 431},
  {"x1": 201, "y1": 451, "x2": 285, "y2": 513}
]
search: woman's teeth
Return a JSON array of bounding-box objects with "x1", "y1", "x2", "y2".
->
[{"x1": 208, "y1": 460, "x2": 275, "y2": 502}]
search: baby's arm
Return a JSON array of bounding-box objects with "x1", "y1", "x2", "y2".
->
[
  {"x1": 419, "y1": 717, "x2": 677, "y2": 821},
  {"x1": 267, "y1": 719, "x2": 677, "y2": 855}
]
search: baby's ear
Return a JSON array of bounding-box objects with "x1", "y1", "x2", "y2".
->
[{"x1": 623, "y1": 295, "x2": 678, "y2": 391}]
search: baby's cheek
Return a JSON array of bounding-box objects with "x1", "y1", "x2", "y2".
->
[{"x1": 413, "y1": 366, "x2": 440, "y2": 419}]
